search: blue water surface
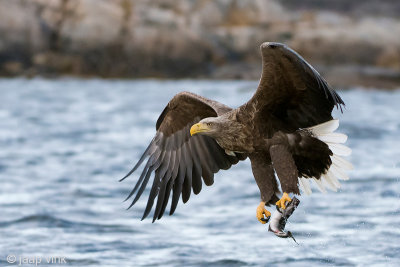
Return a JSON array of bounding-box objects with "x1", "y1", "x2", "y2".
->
[{"x1": 0, "y1": 78, "x2": 399, "y2": 266}]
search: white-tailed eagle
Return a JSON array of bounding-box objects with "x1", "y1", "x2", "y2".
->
[{"x1": 121, "y1": 42, "x2": 352, "y2": 224}]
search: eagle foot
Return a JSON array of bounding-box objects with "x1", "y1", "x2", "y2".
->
[
  {"x1": 276, "y1": 192, "x2": 292, "y2": 210},
  {"x1": 256, "y1": 201, "x2": 271, "y2": 224}
]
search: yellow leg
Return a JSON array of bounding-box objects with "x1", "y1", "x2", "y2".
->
[
  {"x1": 256, "y1": 201, "x2": 271, "y2": 224},
  {"x1": 276, "y1": 192, "x2": 292, "y2": 209}
]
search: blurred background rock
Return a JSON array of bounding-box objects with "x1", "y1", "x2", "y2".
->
[{"x1": 0, "y1": 0, "x2": 399, "y2": 88}]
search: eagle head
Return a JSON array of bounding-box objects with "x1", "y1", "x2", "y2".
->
[{"x1": 190, "y1": 117, "x2": 222, "y2": 137}]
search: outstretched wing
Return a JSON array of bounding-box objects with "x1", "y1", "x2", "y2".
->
[
  {"x1": 244, "y1": 42, "x2": 344, "y2": 131},
  {"x1": 121, "y1": 91, "x2": 246, "y2": 222}
]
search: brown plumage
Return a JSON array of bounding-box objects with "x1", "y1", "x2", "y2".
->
[{"x1": 121, "y1": 42, "x2": 347, "y2": 223}]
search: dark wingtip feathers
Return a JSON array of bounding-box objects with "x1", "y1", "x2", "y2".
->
[{"x1": 119, "y1": 142, "x2": 153, "y2": 182}]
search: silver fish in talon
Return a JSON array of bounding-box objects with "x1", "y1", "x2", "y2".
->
[{"x1": 268, "y1": 196, "x2": 300, "y2": 244}]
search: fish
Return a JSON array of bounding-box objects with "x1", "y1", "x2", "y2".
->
[{"x1": 268, "y1": 196, "x2": 300, "y2": 244}]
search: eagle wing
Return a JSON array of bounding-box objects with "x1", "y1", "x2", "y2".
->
[
  {"x1": 243, "y1": 43, "x2": 350, "y2": 197},
  {"x1": 121, "y1": 92, "x2": 246, "y2": 222},
  {"x1": 244, "y1": 42, "x2": 344, "y2": 131}
]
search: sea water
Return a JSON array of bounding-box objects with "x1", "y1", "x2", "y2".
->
[{"x1": 0, "y1": 78, "x2": 399, "y2": 266}]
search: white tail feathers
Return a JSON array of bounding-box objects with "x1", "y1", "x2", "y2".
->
[
  {"x1": 308, "y1": 119, "x2": 339, "y2": 135},
  {"x1": 332, "y1": 155, "x2": 353, "y2": 171},
  {"x1": 299, "y1": 177, "x2": 312, "y2": 195},
  {"x1": 317, "y1": 132, "x2": 347, "y2": 144},
  {"x1": 328, "y1": 143, "x2": 352, "y2": 156},
  {"x1": 313, "y1": 177, "x2": 326, "y2": 193},
  {"x1": 298, "y1": 119, "x2": 353, "y2": 195}
]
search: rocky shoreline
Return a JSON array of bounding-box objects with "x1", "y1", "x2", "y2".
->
[{"x1": 0, "y1": 0, "x2": 399, "y2": 88}]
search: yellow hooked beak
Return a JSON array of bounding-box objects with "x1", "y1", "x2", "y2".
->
[{"x1": 190, "y1": 123, "x2": 210, "y2": 136}]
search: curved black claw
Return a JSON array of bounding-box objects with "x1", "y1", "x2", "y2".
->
[{"x1": 261, "y1": 216, "x2": 270, "y2": 223}]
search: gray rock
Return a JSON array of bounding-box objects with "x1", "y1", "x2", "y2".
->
[{"x1": 0, "y1": 0, "x2": 399, "y2": 88}]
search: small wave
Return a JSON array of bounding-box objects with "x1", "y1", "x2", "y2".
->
[
  {"x1": 203, "y1": 259, "x2": 250, "y2": 266},
  {"x1": 380, "y1": 189, "x2": 399, "y2": 198},
  {"x1": 0, "y1": 163, "x2": 7, "y2": 172},
  {"x1": 0, "y1": 214, "x2": 135, "y2": 233},
  {"x1": 57, "y1": 258, "x2": 100, "y2": 265},
  {"x1": 72, "y1": 189, "x2": 113, "y2": 198},
  {"x1": 344, "y1": 125, "x2": 385, "y2": 139},
  {"x1": 0, "y1": 214, "x2": 63, "y2": 227},
  {"x1": 347, "y1": 176, "x2": 399, "y2": 184},
  {"x1": 270, "y1": 256, "x2": 355, "y2": 266},
  {"x1": 339, "y1": 220, "x2": 376, "y2": 229}
]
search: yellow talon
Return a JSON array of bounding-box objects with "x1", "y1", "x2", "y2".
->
[
  {"x1": 256, "y1": 201, "x2": 271, "y2": 224},
  {"x1": 276, "y1": 192, "x2": 292, "y2": 209}
]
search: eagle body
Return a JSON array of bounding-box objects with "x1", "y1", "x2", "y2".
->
[{"x1": 121, "y1": 42, "x2": 352, "y2": 223}]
